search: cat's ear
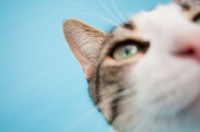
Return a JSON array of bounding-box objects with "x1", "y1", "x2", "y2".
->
[
  {"x1": 63, "y1": 18, "x2": 107, "y2": 79},
  {"x1": 173, "y1": 0, "x2": 189, "y2": 4},
  {"x1": 173, "y1": 0, "x2": 183, "y2": 4},
  {"x1": 173, "y1": 0, "x2": 181, "y2": 3}
]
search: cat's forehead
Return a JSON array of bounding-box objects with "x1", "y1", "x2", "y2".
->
[
  {"x1": 99, "y1": 3, "x2": 200, "y2": 61},
  {"x1": 131, "y1": 3, "x2": 199, "y2": 25},
  {"x1": 112, "y1": 3, "x2": 200, "y2": 37}
]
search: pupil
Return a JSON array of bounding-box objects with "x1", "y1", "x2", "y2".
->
[{"x1": 124, "y1": 46, "x2": 130, "y2": 55}]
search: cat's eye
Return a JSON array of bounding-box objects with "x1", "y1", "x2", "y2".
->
[
  {"x1": 193, "y1": 13, "x2": 200, "y2": 25},
  {"x1": 110, "y1": 40, "x2": 149, "y2": 60},
  {"x1": 113, "y1": 45, "x2": 137, "y2": 59}
]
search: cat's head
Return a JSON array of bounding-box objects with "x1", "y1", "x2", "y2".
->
[{"x1": 63, "y1": 2, "x2": 200, "y2": 132}]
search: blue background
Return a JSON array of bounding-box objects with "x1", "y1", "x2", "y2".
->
[{"x1": 0, "y1": 0, "x2": 170, "y2": 132}]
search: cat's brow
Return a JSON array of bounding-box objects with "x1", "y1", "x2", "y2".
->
[
  {"x1": 122, "y1": 22, "x2": 134, "y2": 30},
  {"x1": 180, "y1": 3, "x2": 190, "y2": 11}
]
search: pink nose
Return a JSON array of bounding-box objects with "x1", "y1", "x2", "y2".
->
[{"x1": 176, "y1": 35, "x2": 200, "y2": 61}]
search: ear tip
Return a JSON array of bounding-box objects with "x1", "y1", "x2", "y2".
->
[{"x1": 62, "y1": 18, "x2": 81, "y2": 28}]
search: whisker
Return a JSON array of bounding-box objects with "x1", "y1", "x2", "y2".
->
[
  {"x1": 99, "y1": 0, "x2": 121, "y2": 24},
  {"x1": 66, "y1": 1, "x2": 118, "y2": 26},
  {"x1": 66, "y1": 108, "x2": 96, "y2": 131},
  {"x1": 95, "y1": 122, "x2": 110, "y2": 132},
  {"x1": 132, "y1": 111, "x2": 154, "y2": 132},
  {"x1": 170, "y1": 111, "x2": 180, "y2": 132},
  {"x1": 108, "y1": 93, "x2": 135, "y2": 108},
  {"x1": 67, "y1": 103, "x2": 92, "y2": 109},
  {"x1": 95, "y1": 120, "x2": 106, "y2": 132},
  {"x1": 66, "y1": 88, "x2": 134, "y2": 131},
  {"x1": 96, "y1": 88, "x2": 134, "y2": 108},
  {"x1": 111, "y1": 0, "x2": 126, "y2": 21},
  {"x1": 66, "y1": 9, "x2": 119, "y2": 26}
]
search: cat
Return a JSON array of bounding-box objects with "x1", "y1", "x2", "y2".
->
[{"x1": 62, "y1": 0, "x2": 200, "y2": 132}]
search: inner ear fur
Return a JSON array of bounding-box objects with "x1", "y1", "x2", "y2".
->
[{"x1": 62, "y1": 18, "x2": 107, "y2": 79}]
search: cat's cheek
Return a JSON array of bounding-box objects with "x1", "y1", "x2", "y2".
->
[{"x1": 129, "y1": 52, "x2": 200, "y2": 117}]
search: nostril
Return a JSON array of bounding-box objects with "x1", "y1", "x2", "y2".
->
[
  {"x1": 175, "y1": 44, "x2": 200, "y2": 61},
  {"x1": 175, "y1": 47, "x2": 195, "y2": 57},
  {"x1": 184, "y1": 48, "x2": 195, "y2": 56},
  {"x1": 175, "y1": 34, "x2": 200, "y2": 61},
  {"x1": 186, "y1": 49, "x2": 194, "y2": 55}
]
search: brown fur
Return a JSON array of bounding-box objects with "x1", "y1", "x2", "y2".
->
[
  {"x1": 62, "y1": 2, "x2": 200, "y2": 131},
  {"x1": 63, "y1": 18, "x2": 107, "y2": 79},
  {"x1": 63, "y1": 18, "x2": 146, "y2": 127}
]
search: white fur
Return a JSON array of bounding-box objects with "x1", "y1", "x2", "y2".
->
[{"x1": 125, "y1": 4, "x2": 200, "y2": 132}]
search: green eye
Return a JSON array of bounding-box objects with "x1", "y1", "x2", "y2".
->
[
  {"x1": 110, "y1": 40, "x2": 149, "y2": 60},
  {"x1": 113, "y1": 45, "x2": 138, "y2": 60}
]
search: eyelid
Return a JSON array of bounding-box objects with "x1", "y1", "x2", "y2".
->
[
  {"x1": 108, "y1": 39, "x2": 150, "y2": 56},
  {"x1": 193, "y1": 12, "x2": 200, "y2": 22}
]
